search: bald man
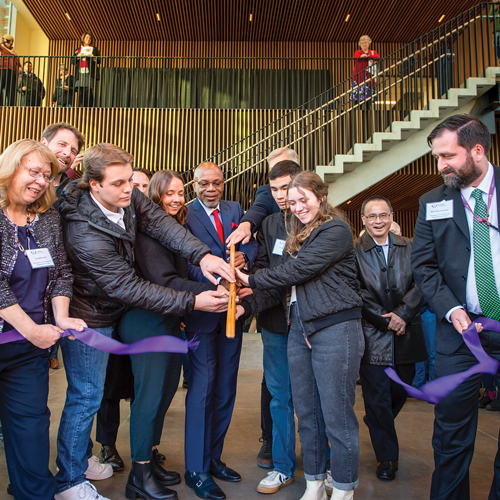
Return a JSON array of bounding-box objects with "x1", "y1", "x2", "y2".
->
[{"x1": 183, "y1": 162, "x2": 258, "y2": 500}]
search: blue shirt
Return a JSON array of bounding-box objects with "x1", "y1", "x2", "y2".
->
[{"x1": 3, "y1": 225, "x2": 48, "y2": 332}]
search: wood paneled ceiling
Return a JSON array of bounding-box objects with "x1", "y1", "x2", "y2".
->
[{"x1": 23, "y1": 0, "x2": 480, "y2": 43}]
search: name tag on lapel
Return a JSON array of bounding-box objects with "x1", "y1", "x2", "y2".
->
[{"x1": 426, "y1": 200, "x2": 453, "y2": 220}]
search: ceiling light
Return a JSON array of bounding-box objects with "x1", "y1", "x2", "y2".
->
[
  {"x1": 156, "y1": 13, "x2": 160, "y2": 21},
  {"x1": 64, "y1": 12, "x2": 71, "y2": 21},
  {"x1": 249, "y1": 13, "x2": 253, "y2": 22},
  {"x1": 345, "y1": 14, "x2": 350, "y2": 22},
  {"x1": 438, "y1": 14, "x2": 445, "y2": 23},
  {"x1": 346, "y1": 199, "x2": 352, "y2": 204}
]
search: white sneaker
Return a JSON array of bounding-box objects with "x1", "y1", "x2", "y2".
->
[
  {"x1": 257, "y1": 470, "x2": 294, "y2": 494},
  {"x1": 325, "y1": 470, "x2": 333, "y2": 496},
  {"x1": 55, "y1": 481, "x2": 111, "y2": 499},
  {"x1": 85, "y1": 455, "x2": 113, "y2": 480}
]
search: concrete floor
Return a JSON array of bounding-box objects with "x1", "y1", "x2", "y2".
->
[{"x1": 1, "y1": 348, "x2": 499, "y2": 499}]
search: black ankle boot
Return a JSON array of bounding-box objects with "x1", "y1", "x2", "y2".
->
[
  {"x1": 152, "y1": 449, "x2": 181, "y2": 486},
  {"x1": 125, "y1": 461, "x2": 178, "y2": 500}
]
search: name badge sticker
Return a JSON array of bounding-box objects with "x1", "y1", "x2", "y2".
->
[
  {"x1": 272, "y1": 239, "x2": 286, "y2": 256},
  {"x1": 426, "y1": 200, "x2": 454, "y2": 221},
  {"x1": 25, "y1": 248, "x2": 55, "y2": 269}
]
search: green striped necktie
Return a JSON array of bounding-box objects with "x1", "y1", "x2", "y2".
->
[{"x1": 471, "y1": 188, "x2": 500, "y2": 321}]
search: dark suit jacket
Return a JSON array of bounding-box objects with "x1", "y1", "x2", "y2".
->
[
  {"x1": 184, "y1": 198, "x2": 258, "y2": 333},
  {"x1": 240, "y1": 185, "x2": 280, "y2": 233},
  {"x1": 411, "y1": 163, "x2": 500, "y2": 355}
]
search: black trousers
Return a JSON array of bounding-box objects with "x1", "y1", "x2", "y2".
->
[
  {"x1": 0, "y1": 341, "x2": 56, "y2": 499},
  {"x1": 360, "y1": 363, "x2": 415, "y2": 462},
  {"x1": 431, "y1": 326, "x2": 500, "y2": 500},
  {"x1": 0, "y1": 69, "x2": 17, "y2": 105},
  {"x1": 96, "y1": 397, "x2": 123, "y2": 446}
]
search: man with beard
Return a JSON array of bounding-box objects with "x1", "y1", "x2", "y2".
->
[
  {"x1": 412, "y1": 114, "x2": 500, "y2": 499},
  {"x1": 41, "y1": 123, "x2": 85, "y2": 194}
]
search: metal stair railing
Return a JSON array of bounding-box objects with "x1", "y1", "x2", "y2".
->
[{"x1": 182, "y1": 2, "x2": 500, "y2": 209}]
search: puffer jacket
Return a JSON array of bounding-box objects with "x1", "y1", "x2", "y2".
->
[
  {"x1": 57, "y1": 181, "x2": 211, "y2": 327},
  {"x1": 245, "y1": 217, "x2": 363, "y2": 337},
  {"x1": 353, "y1": 232, "x2": 427, "y2": 366}
]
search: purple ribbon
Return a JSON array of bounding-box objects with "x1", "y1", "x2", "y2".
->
[
  {"x1": 385, "y1": 318, "x2": 500, "y2": 404},
  {"x1": 0, "y1": 327, "x2": 199, "y2": 354}
]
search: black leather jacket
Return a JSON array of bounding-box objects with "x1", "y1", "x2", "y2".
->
[
  {"x1": 354, "y1": 232, "x2": 427, "y2": 366},
  {"x1": 244, "y1": 217, "x2": 363, "y2": 337},
  {"x1": 58, "y1": 182, "x2": 211, "y2": 327}
]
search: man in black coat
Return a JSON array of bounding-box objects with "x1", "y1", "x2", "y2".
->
[
  {"x1": 411, "y1": 114, "x2": 500, "y2": 500},
  {"x1": 55, "y1": 144, "x2": 233, "y2": 500},
  {"x1": 354, "y1": 196, "x2": 426, "y2": 482}
]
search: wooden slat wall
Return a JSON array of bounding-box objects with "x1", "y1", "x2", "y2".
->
[
  {"x1": 23, "y1": 0, "x2": 480, "y2": 44},
  {"x1": 0, "y1": 107, "x2": 290, "y2": 172}
]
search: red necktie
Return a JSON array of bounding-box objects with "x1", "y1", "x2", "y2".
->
[{"x1": 212, "y1": 209, "x2": 225, "y2": 245}]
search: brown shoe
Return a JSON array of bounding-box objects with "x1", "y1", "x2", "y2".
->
[
  {"x1": 256, "y1": 437, "x2": 273, "y2": 469},
  {"x1": 49, "y1": 358, "x2": 59, "y2": 369}
]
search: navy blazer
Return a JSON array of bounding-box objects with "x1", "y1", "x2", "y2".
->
[
  {"x1": 411, "y1": 163, "x2": 500, "y2": 355},
  {"x1": 184, "y1": 198, "x2": 258, "y2": 333},
  {"x1": 240, "y1": 185, "x2": 280, "y2": 233}
]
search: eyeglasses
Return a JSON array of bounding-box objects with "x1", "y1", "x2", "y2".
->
[
  {"x1": 363, "y1": 213, "x2": 391, "y2": 221},
  {"x1": 23, "y1": 164, "x2": 55, "y2": 183},
  {"x1": 195, "y1": 180, "x2": 224, "y2": 188}
]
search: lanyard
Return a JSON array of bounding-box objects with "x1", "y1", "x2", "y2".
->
[{"x1": 460, "y1": 175, "x2": 499, "y2": 232}]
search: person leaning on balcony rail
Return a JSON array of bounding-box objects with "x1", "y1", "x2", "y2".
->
[
  {"x1": 0, "y1": 34, "x2": 21, "y2": 106},
  {"x1": 52, "y1": 64, "x2": 75, "y2": 108},
  {"x1": 0, "y1": 139, "x2": 86, "y2": 500},
  {"x1": 72, "y1": 31, "x2": 101, "y2": 108},
  {"x1": 18, "y1": 61, "x2": 45, "y2": 106},
  {"x1": 351, "y1": 35, "x2": 380, "y2": 104}
]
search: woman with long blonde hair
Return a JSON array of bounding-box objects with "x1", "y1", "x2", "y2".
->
[
  {"x1": 0, "y1": 139, "x2": 86, "y2": 499},
  {"x1": 237, "y1": 171, "x2": 364, "y2": 500}
]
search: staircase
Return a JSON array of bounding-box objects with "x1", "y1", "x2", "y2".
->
[
  {"x1": 182, "y1": 3, "x2": 500, "y2": 210},
  {"x1": 318, "y1": 68, "x2": 500, "y2": 206}
]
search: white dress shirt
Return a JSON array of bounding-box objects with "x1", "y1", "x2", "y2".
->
[
  {"x1": 90, "y1": 193, "x2": 125, "y2": 230},
  {"x1": 200, "y1": 201, "x2": 223, "y2": 230},
  {"x1": 446, "y1": 162, "x2": 500, "y2": 320}
]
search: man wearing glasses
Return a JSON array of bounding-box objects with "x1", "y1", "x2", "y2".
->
[
  {"x1": 183, "y1": 162, "x2": 258, "y2": 500},
  {"x1": 353, "y1": 196, "x2": 427, "y2": 482}
]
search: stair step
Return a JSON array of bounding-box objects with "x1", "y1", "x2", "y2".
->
[{"x1": 317, "y1": 68, "x2": 500, "y2": 200}]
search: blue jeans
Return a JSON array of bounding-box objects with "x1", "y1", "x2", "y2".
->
[
  {"x1": 0, "y1": 341, "x2": 56, "y2": 500},
  {"x1": 261, "y1": 329, "x2": 296, "y2": 478},
  {"x1": 55, "y1": 326, "x2": 114, "y2": 492},
  {"x1": 287, "y1": 305, "x2": 364, "y2": 491},
  {"x1": 413, "y1": 309, "x2": 436, "y2": 389}
]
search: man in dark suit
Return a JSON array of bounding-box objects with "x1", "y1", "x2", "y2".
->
[
  {"x1": 184, "y1": 162, "x2": 258, "y2": 500},
  {"x1": 225, "y1": 146, "x2": 299, "y2": 469},
  {"x1": 412, "y1": 114, "x2": 500, "y2": 500}
]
